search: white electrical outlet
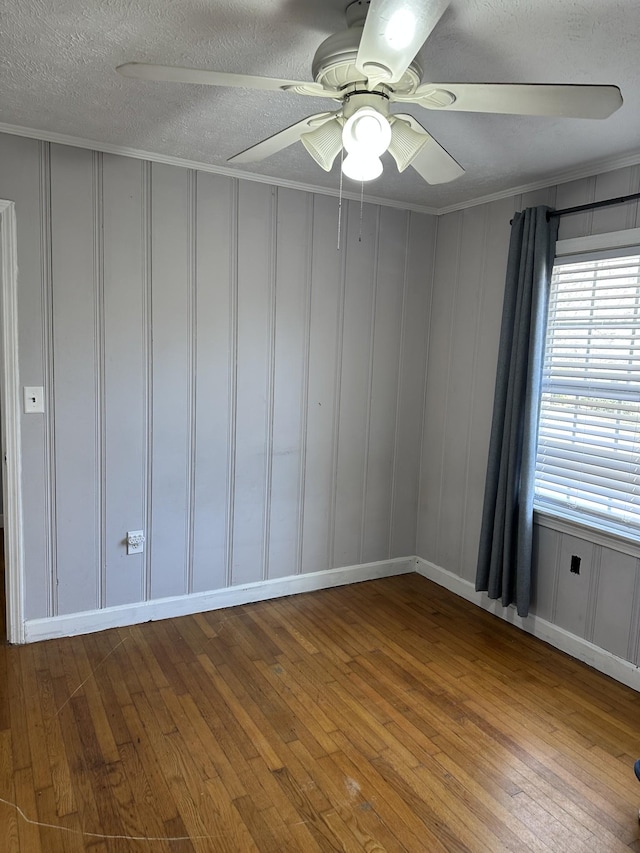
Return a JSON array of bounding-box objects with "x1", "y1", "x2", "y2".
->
[{"x1": 127, "y1": 530, "x2": 145, "y2": 555}]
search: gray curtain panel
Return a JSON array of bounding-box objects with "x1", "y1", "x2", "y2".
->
[{"x1": 475, "y1": 205, "x2": 559, "y2": 617}]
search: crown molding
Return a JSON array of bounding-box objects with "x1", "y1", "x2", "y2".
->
[
  {"x1": 0, "y1": 122, "x2": 439, "y2": 216},
  {"x1": 436, "y1": 149, "x2": 640, "y2": 216},
  {"x1": 2, "y1": 122, "x2": 640, "y2": 218}
]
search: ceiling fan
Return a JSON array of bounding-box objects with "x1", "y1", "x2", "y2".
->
[{"x1": 117, "y1": 0, "x2": 623, "y2": 186}]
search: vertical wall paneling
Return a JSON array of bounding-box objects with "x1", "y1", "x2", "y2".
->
[
  {"x1": 232, "y1": 181, "x2": 273, "y2": 586},
  {"x1": 268, "y1": 189, "x2": 310, "y2": 580},
  {"x1": 40, "y1": 141, "x2": 56, "y2": 618},
  {"x1": 149, "y1": 163, "x2": 191, "y2": 600},
  {"x1": 295, "y1": 195, "x2": 314, "y2": 576},
  {"x1": 327, "y1": 200, "x2": 348, "y2": 571},
  {"x1": 433, "y1": 212, "x2": 464, "y2": 568},
  {"x1": 591, "y1": 167, "x2": 639, "y2": 234},
  {"x1": 550, "y1": 531, "x2": 594, "y2": 639},
  {"x1": 301, "y1": 194, "x2": 343, "y2": 574},
  {"x1": 585, "y1": 545, "x2": 602, "y2": 642},
  {"x1": 388, "y1": 213, "x2": 411, "y2": 559},
  {"x1": 438, "y1": 205, "x2": 486, "y2": 575},
  {"x1": 50, "y1": 144, "x2": 99, "y2": 615},
  {"x1": 550, "y1": 530, "x2": 562, "y2": 624},
  {"x1": 186, "y1": 171, "x2": 197, "y2": 594},
  {"x1": 555, "y1": 177, "x2": 596, "y2": 240},
  {"x1": 332, "y1": 200, "x2": 377, "y2": 568},
  {"x1": 192, "y1": 173, "x2": 234, "y2": 594},
  {"x1": 417, "y1": 211, "x2": 462, "y2": 563},
  {"x1": 530, "y1": 524, "x2": 559, "y2": 623},
  {"x1": 143, "y1": 161, "x2": 153, "y2": 601},
  {"x1": 361, "y1": 206, "x2": 406, "y2": 564},
  {"x1": 590, "y1": 547, "x2": 637, "y2": 659},
  {"x1": 392, "y1": 212, "x2": 436, "y2": 558},
  {"x1": 102, "y1": 155, "x2": 146, "y2": 608},
  {"x1": 226, "y1": 179, "x2": 239, "y2": 588},
  {"x1": 359, "y1": 207, "x2": 380, "y2": 565},
  {"x1": 261, "y1": 188, "x2": 278, "y2": 582},
  {"x1": 93, "y1": 153, "x2": 106, "y2": 609}
]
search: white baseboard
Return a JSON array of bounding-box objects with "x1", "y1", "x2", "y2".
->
[
  {"x1": 20, "y1": 552, "x2": 640, "y2": 695},
  {"x1": 414, "y1": 557, "x2": 640, "y2": 694},
  {"x1": 23, "y1": 557, "x2": 414, "y2": 643}
]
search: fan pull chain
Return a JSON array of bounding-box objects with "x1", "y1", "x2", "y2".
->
[
  {"x1": 337, "y1": 147, "x2": 344, "y2": 251},
  {"x1": 359, "y1": 182, "x2": 364, "y2": 242}
]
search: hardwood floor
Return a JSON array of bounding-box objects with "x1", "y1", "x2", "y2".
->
[{"x1": 1, "y1": 560, "x2": 640, "y2": 851}]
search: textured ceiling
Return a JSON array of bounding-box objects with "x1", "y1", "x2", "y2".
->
[{"x1": 2, "y1": 0, "x2": 640, "y2": 211}]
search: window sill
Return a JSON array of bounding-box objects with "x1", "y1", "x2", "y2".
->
[{"x1": 533, "y1": 508, "x2": 640, "y2": 559}]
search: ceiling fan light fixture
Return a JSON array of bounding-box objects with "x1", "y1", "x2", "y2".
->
[
  {"x1": 388, "y1": 117, "x2": 428, "y2": 171},
  {"x1": 342, "y1": 152, "x2": 383, "y2": 182},
  {"x1": 301, "y1": 118, "x2": 344, "y2": 171},
  {"x1": 118, "y1": 0, "x2": 623, "y2": 192},
  {"x1": 342, "y1": 107, "x2": 392, "y2": 158}
]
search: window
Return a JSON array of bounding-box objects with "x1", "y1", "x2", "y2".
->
[{"x1": 534, "y1": 243, "x2": 640, "y2": 540}]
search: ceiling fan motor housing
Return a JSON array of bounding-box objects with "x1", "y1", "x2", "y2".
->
[
  {"x1": 342, "y1": 90, "x2": 390, "y2": 119},
  {"x1": 312, "y1": 23, "x2": 422, "y2": 94}
]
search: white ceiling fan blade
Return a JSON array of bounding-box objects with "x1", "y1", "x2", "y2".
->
[
  {"x1": 282, "y1": 83, "x2": 341, "y2": 99},
  {"x1": 355, "y1": 0, "x2": 449, "y2": 86},
  {"x1": 228, "y1": 112, "x2": 338, "y2": 165},
  {"x1": 117, "y1": 62, "x2": 336, "y2": 96},
  {"x1": 393, "y1": 114, "x2": 464, "y2": 184},
  {"x1": 395, "y1": 83, "x2": 623, "y2": 118}
]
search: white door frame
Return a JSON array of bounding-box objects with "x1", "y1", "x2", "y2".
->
[{"x1": 0, "y1": 200, "x2": 25, "y2": 644}]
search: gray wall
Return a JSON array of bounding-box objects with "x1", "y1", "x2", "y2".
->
[
  {"x1": 0, "y1": 132, "x2": 434, "y2": 620},
  {"x1": 4, "y1": 124, "x2": 639, "y2": 668},
  {"x1": 417, "y1": 165, "x2": 640, "y2": 666}
]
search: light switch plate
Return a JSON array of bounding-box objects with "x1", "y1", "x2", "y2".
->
[{"x1": 23, "y1": 386, "x2": 44, "y2": 413}]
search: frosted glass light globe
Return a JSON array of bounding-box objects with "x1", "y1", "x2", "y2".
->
[
  {"x1": 354, "y1": 114, "x2": 382, "y2": 146},
  {"x1": 342, "y1": 108, "x2": 392, "y2": 158},
  {"x1": 342, "y1": 153, "x2": 383, "y2": 182}
]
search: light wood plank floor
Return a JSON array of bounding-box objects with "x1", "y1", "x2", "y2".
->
[{"x1": 1, "y1": 557, "x2": 640, "y2": 851}]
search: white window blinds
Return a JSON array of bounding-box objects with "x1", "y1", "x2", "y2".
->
[{"x1": 534, "y1": 249, "x2": 640, "y2": 538}]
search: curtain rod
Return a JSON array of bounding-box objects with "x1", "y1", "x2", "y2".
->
[{"x1": 546, "y1": 191, "x2": 640, "y2": 221}]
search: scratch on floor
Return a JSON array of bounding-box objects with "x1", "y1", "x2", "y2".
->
[
  {"x1": 0, "y1": 796, "x2": 231, "y2": 842},
  {"x1": 54, "y1": 634, "x2": 128, "y2": 717}
]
